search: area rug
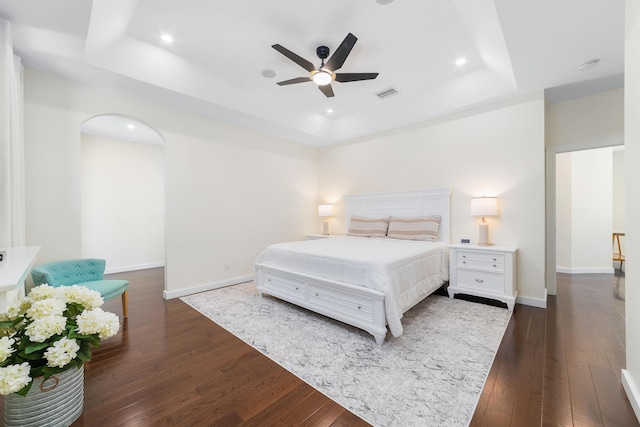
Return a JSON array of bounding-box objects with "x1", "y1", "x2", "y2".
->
[{"x1": 181, "y1": 282, "x2": 512, "y2": 427}]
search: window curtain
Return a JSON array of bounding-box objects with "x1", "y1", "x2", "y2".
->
[{"x1": 0, "y1": 19, "x2": 26, "y2": 247}]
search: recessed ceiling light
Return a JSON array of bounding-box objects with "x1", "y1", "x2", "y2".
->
[
  {"x1": 577, "y1": 59, "x2": 600, "y2": 71},
  {"x1": 326, "y1": 108, "x2": 334, "y2": 114},
  {"x1": 127, "y1": 124, "x2": 136, "y2": 130},
  {"x1": 455, "y1": 58, "x2": 467, "y2": 66},
  {"x1": 160, "y1": 34, "x2": 174, "y2": 44},
  {"x1": 261, "y1": 69, "x2": 276, "y2": 78}
]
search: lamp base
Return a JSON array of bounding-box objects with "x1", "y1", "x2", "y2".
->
[
  {"x1": 322, "y1": 220, "x2": 329, "y2": 236},
  {"x1": 478, "y1": 223, "x2": 491, "y2": 246}
]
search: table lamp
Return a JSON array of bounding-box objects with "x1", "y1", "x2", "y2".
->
[
  {"x1": 318, "y1": 204, "x2": 333, "y2": 236},
  {"x1": 470, "y1": 196, "x2": 498, "y2": 246}
]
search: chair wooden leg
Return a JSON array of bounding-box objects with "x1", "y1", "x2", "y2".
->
[{"x1": 122, "y1": 290, "x2": 129, "y2": 319}]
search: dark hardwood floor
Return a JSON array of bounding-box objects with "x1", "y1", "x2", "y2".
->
[
  {"x1": 471, "y1": 269, "x2": 637, "y2": 427},
  {"x1": 1, "y1": 268, "x2": 637, "y2": 426}
]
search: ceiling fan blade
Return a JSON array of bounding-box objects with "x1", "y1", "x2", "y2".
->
[
  {"x1": 277, "y1": 77, "x2": 312, "y2": 86},
  {"x1": 272, "y1": 44, "x2": 316, "y2": 72},
  {"x1": 334, "y1": 72, "x2": 379, "y2": 83},
  {"x1": 318, "y1": 84, "x2": 335, "y2": 97},
  {"x1": 325, "y1": 33, "x2": 357, "y2": 72}
]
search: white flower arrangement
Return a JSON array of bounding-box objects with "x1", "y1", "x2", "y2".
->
[{"x1": 0, "y1": 284, "x2": 120, "y2": 396}]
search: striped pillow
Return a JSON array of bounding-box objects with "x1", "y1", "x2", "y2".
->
[
  {"x1": 387, "y1": 216, "x2": 441, "y2": 241},
  {"x1": 347, "y1": 216, "x2": 389, "y2": 238}
]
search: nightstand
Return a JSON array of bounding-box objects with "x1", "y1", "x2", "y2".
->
[
  {"x1": 448, "y1": 244, "x2": 518, "y2": 310},
  {"x1": 306, "y1": 234, "x2": 334, "y2": 240}
]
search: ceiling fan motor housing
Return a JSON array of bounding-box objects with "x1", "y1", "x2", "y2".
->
[{"x1": 316, "y1": 46, "x2": 330, "y2": 61}]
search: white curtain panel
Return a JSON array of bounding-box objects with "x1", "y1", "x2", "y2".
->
[{"x1": 0, "y1": 19, "x2": 26, "y2": 247}]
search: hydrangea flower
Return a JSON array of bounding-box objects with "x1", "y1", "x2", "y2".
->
[
  {"x1": 25, "y1": 297, "x2": 67, "y2": 319},
  {"x1": 0, "y1": 363, "x2": 31, "y2": 395},
  {"x1": 60, "y1": 286, "x2": 104, "y2": 310},
  {"x1": 76, "y1": 308, "x2": 120, "y2": 339},
  {"x1": 44, "y1": 337, "x2": 80, "y2": 368},
  {"x1": 0, "y1": 337, "x2": 16, "y2": 363},
  {"x1": 24, "y1": 315, "x2": 67, "y2": 343},
  {"x1": 26, "y1": 284, "x2": 57, "y2": 301}
]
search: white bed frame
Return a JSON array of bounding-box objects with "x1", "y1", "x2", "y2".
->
[{"x1": 255, "y1": 188, "x2": 451, "y2": 345}]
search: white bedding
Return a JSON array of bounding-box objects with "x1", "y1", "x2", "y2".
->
[{"x1": 254, "y1": 236, "x2": 449, "y2": 337}]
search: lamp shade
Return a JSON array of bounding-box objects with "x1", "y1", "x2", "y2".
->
[
  {"x1": 470, "y1": 197, "x2": 498, "y2": 217},
  {"x1": 318, "y1": 204, "x2": 333, "y2": 217}
]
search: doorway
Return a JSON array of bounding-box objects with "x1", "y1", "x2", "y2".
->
[
  {"x1": 80, "y1": 114, "x2": 165, "y2": 273},
  {"x1": 546, "y1": 143, "x2": 624, "y2": 295}
]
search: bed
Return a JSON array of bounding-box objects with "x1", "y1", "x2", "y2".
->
[{"x1": 254, "y1": 188, "x2": 451, "y2": 345}]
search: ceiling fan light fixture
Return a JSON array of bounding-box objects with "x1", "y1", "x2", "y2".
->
[
  {"x1": 577, "y1": 59, "x2": 600, "y2": 71},
  {"x1": 312, "y1": 69, "x2": 333, "y2": 86}
]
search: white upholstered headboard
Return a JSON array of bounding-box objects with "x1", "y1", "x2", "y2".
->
[{"x1": 343, "y1": 188, "x2": 451, "y2": 243}]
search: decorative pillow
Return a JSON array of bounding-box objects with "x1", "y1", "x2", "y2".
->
[
  {"x1": 347, "y1": 216, "x2": 389, "y2": 238},
  {"x1": 387, "y1": 215, "x2": 441, "y2": 241}
]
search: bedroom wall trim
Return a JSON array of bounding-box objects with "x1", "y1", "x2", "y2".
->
[
  {"x1": 105, "y1": 261, "x2": 165, "y2": 275},
  {"x1": 516, "y1": 290, "x2": 547, "y2": 309},
  {"x1": 162, "y1": 274, "x2": 253, "y2": 300},
  {"x1": 622, "y1": 369, "x2": 640, "y2": 422}
]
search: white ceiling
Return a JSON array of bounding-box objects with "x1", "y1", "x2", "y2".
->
[{"x1": 0, "y1": 0, "x2": 625, "y2": 147}]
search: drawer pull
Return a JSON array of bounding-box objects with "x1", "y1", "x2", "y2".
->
[
  {"x1": 462, "y1": 255, "x2": 467, "y2": 258},
  {"x1": 493, "y1": 258, "x2": 497, "y2": 261},
  {"x1": 267, "y1": 278, "x2": 271, "y2": 282},
  {"x1": 475, "y1": 278, "x2": 484, "y2": 283},
  {"x1": 357, "y1": 305, "x2": 362, "y2": 310},
  {"x1": 493, "y1": 264, "x2": 497, "y2": 268},
  {"x1": 295, "y1": 287, "x2": 299, "y2": 290},
  {"x1": 462, "y1": 261, "x2": 466, "y2": 264},
  {"x1": 315, "y1": 293, "x2": 319, "y2": 297}
]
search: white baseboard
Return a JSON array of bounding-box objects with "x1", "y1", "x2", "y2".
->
[
  {"x1": 163, "y1": 275, "x2": 254, "y2": 299},
  {"x1": 556, "y1": 266, "x2": 615, "y2": 274},
  {"x1": 622, "y1": 369, "x2": 640, "y2": 423},
  {"x1": 105, "y1": 262, "x2": 164, "y2": 275},
  {"x1": 516, "y1": 289, "x2": 547, "y2": 309}
]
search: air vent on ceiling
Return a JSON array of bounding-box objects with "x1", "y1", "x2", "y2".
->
[{"x1": 375, "y1": 87, "x2": 399, "y2": 100}]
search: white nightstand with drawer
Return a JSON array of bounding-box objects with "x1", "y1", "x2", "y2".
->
[
  {"x1": 448, "y1": 244, "x2": 517, "y2": 310},
  {"x1": 306, "y1": 234, "x2": 335, "y2": 240}
]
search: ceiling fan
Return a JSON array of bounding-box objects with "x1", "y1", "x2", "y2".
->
[{"x1": 272, "y1": 33, "x2": 379, "y2": 98}]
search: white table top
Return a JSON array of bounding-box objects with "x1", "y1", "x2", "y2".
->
[{"x1": 0, "y1": 246, "x2": 41, "y2": 291}]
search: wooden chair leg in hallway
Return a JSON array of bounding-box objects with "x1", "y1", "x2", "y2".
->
[{"x1": 612, "y1": 232, "x2": 625, "y2": 270}]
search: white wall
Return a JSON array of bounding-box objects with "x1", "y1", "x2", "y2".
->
[
  {"x1": 555, "y1": 148, "x2": 614, "y2": 274},
  {"x1": 623, "y1": 0, "x2": 640, "y2": 420},
  {"x1": 555, "y1": 152, "x2": 572, "y2": 268},
  {"x1": 570, "y1": 148, "x2": 613, "y2": 272},
  {"x1": 81, "y1": 133, "x2": 164, "y2": 273},
  {"x1": 546, "y1": 88, "x2": 624, "y2": 148},
  {"x1": 612, "y1": 148, "x2": 625, "y2": 256},
  {"x1": 23, "y1": 68, "x2": 318, "y2": 297},
  {"x1": 318, "y1": 93, "x2": 546, "y2": 307}
]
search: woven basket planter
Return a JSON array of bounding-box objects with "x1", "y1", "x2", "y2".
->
[{"x1": 4, "y1": 366, "x2": 84, "y2": 427}]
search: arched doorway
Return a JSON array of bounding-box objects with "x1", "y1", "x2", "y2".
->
[{"x1": 80, "y1": 114, "x2": 165, "y2": 273}]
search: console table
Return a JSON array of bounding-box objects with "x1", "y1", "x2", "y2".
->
[{"x1": 0, "y1": 246, "x2": 40, "y2": 312}]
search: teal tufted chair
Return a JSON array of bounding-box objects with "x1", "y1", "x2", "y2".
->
[{"x1": 31, "y1": 259, "x2": 129, "y2": 318}]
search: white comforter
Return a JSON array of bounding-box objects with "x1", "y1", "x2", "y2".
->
[{"x1": 255, "y1": 236, "x2": 449, "y2": 337}]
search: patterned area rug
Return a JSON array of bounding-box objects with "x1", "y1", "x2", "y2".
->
[{"x1": 181, "y1": 282, "x2": 512, "y2": 427}]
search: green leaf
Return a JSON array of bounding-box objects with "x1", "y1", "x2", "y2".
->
[
  {"x1": 16, "y1": 380, "x2": 33, "y2": 397},
  {"x1": 77, "y1": 346, "x2": 91, "y2": 363},
  {"x1": 24, "y1": 342, "x2": 49, "y2": 354}
]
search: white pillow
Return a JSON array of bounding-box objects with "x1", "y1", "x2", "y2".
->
[
  {"x1": 347, "y1": 216, "x2": 389, "y2": 238},
  {"x1": 387, "y1": 216, "x2": 441, "y2": 241}
]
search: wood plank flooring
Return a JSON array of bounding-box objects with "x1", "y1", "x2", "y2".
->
[{"x1": 1, "y1": 268, "x2": 637, "y2": 426}]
